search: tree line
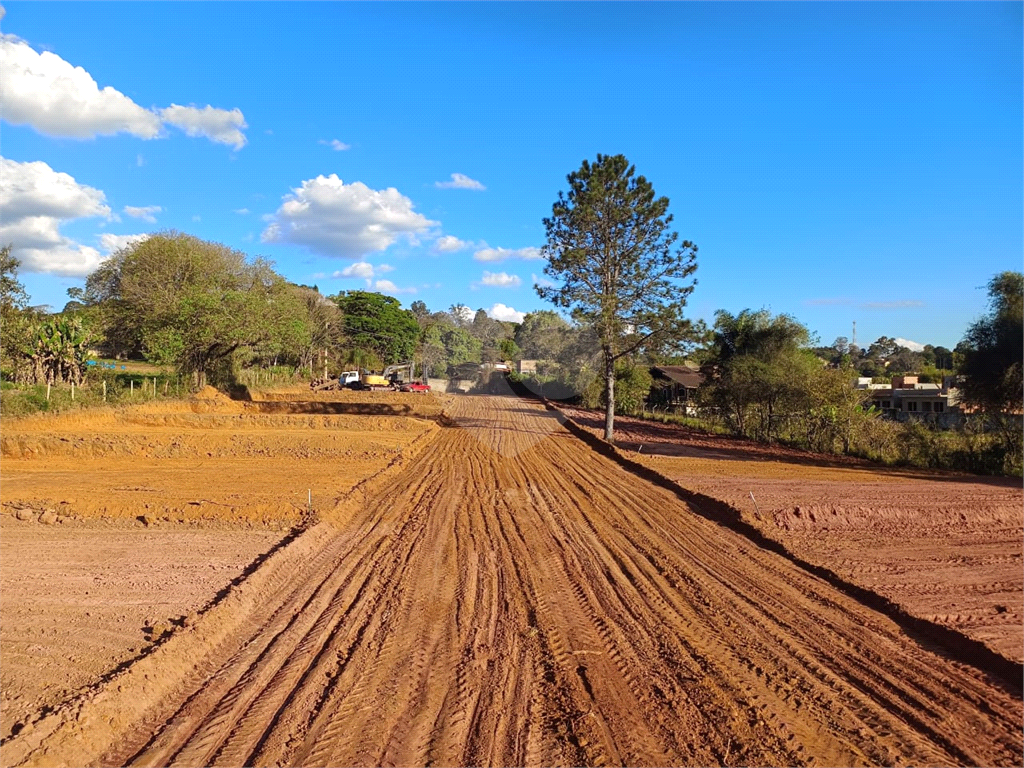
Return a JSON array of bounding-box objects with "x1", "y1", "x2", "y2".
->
[{"x1": 2, "y1": 154, "x2": 1020, "y2": 474}]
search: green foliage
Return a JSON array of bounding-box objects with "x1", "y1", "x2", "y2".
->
[
  {"x1": 955, "y1": 271, "x2": 1024, "y2": 472},
  {"x1": 700, "y1": 309, "x2": 816, "y2": 441},
  {"x1": 514, "y1": 310, "x2": 570, "y2": 360},
  {"x1": 0, "y1": 245, "x2": 38, "y2": 383},
  {"x1": 420, "y1": 320, "x2": 481, "y2": 377},
  {"x1": 85, "y1": 232, "x2": 304, "y2": 385},
  {"x1": 957, "y1": 271, "x2": 1023, "y2": 415},
  {"x1": 14, "y1": 315, "x2": 91, "y2": 385},
  {"x1": 497, "y1": 337, "x2": 520, "y2": 362},
  {"x1": 539, "y1": 153, "x2": 699, "y2": 441},
  {"x1": 0, "y1": 244, "x2": 28, "y2": 318},
  {"x1": 334, "y1": 290, "x2": 420, "y2": 365},
  {"x1": 0, "y1": 370, "x2": 187, "y2": 418}
]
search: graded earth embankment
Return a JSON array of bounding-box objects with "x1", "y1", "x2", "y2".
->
[
  {"x1": 5, "y1": 395, "x2": 1019, "y2": 768},
  {"x1": 558, "y1": 405, "x2": 1024, "y2": 664},
  {"x1": 1, "y1": 388, "x2": 442, "y2": 526},
  {"x1": 0, "y1": 387, "x2": 445, "y2": 746}
]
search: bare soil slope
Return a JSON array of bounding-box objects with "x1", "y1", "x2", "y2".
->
[
  {"x1": 1, "y1": 389, "x2": 441, "y2": 526},
  {"x1": 560, "y1": 406, "x2": 1024, "y2": 664},
  {"x1": 5, "y1": 395, "x2": 1019, "y2": 767}
]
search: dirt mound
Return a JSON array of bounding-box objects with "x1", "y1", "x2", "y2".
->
[
  {"x1": 1, "y1": 393, "x2": 440, "y2": 526},
  {"x1": 192, "y1": 385, "x2": 226, "y2": 401}
]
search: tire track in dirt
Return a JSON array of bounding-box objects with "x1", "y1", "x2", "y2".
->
[{"x1": 6, "y1": 395, "x2": 1021, "y2": 767}]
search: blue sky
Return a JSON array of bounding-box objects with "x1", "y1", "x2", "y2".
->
[{"x1": 2, "y1": 2, "x2": 1020, "y2": 349}]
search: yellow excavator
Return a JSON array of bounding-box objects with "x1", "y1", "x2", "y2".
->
[{"x1": 359, "y1": 361, "x2": 417, "y2": 391}]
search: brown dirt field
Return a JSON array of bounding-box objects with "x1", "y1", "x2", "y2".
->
[
  {"x1": 4, "y1": 394, "x2": 1020, "y2": 767},
  {"x1": 0, "y1": 387, "x2": 444, "y2": 748},
  {"x1": 0, "y1": 517, "x2": 283, "y2": 741},
  {"x1": 1, "y1": 387, "x2": 442, "y2": 526},
  {"x1": 559, "y1": 406, "x2": 1024, "y2": 665}
]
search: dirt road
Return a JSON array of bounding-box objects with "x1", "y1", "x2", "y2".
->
[
  {"x1": 5, "y1": 395, "x2": 1021, "y2": 767},
  {"x1": 558, "y1": 405, "x2": 1024, "y2": 664}
]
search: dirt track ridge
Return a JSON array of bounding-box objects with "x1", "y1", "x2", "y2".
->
[{"x1": 4, "y1": 395, "x2": 1021, "y2": 767}]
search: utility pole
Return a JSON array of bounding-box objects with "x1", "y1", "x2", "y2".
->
[{"x1": 851, "y1": 320, "x2": 857, "y2": 353}]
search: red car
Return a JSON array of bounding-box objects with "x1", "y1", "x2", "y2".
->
[{"x1": 400, "y1": 382, "x2": 431, "y2": 393}]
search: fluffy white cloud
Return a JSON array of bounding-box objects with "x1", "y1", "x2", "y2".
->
[
  {"x1": 479, "y1": 271, "x2": 522, "y2": 288},
  {"x1": 160, "y1": 104, "x2": 247, "y2": 150},
  {"x1": 0, "y1": 34, "x2": 162, "y2": 139},
  {"x1": 99, "y1": 232, "x2": 151, "y2": 254},
  {"x1": 893, "y1": 337, "x2": 925, "y2": 352},
  {"x1": 123, "y1": 205, "x2": 161, "y2": 223},
  {"x1": 487, "y1": 303, "x2": 526, "y2": 323},
  {"x1": 319, "y1": 139, "x2": 351, "y2": 151},
  {"x1": 373, "y1": 279, "x2": 416, "y2": 295},
  {"x1": 0, "y1": 36, "x2": 248, "y2": 148},
  {"x1": 435, "y1": 173, "x2": 485, "y2": 191},
  {"x1": 473, "y1": 245, "x2": 543, "y2": 262},
  {"x1": 234, "y1": 207, "x2": 250, "y2": 215},
  {"x1": 334, "y1": 261, "x2": 374, "y2": 279},
  {"x1": 261, "y1": 174, "x2": 437, "y2": 258},
  {"x1": 0, "y1": 157, "x2": 111, "y2": 276},
  {"x1": 434, "y1": 234, "x2": 473, "y2": 253}
]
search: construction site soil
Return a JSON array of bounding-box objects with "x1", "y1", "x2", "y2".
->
[
  {"x1": 558, "y1": 406, "x2": 1024, "y2": 666},
  {"x1": 1, "y1": 389, "x2": 1021, "y2": 767}
]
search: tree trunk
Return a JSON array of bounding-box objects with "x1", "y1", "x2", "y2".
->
[{"x1": 604, "y1": 349, "x2": 615, "y2": 443}]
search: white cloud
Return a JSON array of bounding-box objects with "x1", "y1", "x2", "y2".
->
[
  {"x1": 373, "y1": 279, "x2": 417, "y2": 295},
  {"x1": 487, "y1": 303, "x2": 526, "y2": 323},
  {"x1": 473, "y1": 245, "x2": 543, "y2": 262},
  {"x1": 192, "y1": 215, "x2": 202, "y2": 222},
  {"x1": 261, "y1": 174, "x2": 437, "y2": 258},
  {"x1": 479, "y1": 271, "x2": 522, "y2": 288},
  {"x1": 893, "y1": 337, "x2": 925, "y2": 352},
  {"x1": 123, "y1": 205, "x2": 161, "y2": 223},
  {"x1": 136, "y1": 154, "x2": 145, "y2": 167},
  {"x1": 234, "y1": 207, "x2": 250, "y2": 215},
  {"x1": 434, "y1": 234, "x2": 473, "y2": 253},
  {"x1": 0, "y1": 157, "x2": 111, "y2": 276},
  {"x1": 335, "y1": 261, "x2": 374, "y2": 279},
  {"x1": 160, "y1": 104, "x2": 247, "y2": 150},
  {"x1": 435, "y1": 173, "x2": 486, "y2": 191},
  {"x1": 0, "y1": 36, "x2": 247, "y2": 149},
  {"x1": 99, "y1": 232, "x2": 150, "y2": 254},
  {"x1": 0, "y1": 34, "x2": 163, "y2": 139},
  {"x1": 332, "y1": 262, "x2": 393, "y2": 280},
  {"x1": 319, "y1": 139, "x2": 351, "y2": 151}
]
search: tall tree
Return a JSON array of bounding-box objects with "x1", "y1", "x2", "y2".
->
[
  {"x1": 1, "y1": 245, "x2": 42, "y2": 383},
  {"x1": 0, "y1": 244, "x2": 28, "y2": 319},
  {"x1": 957, "y1": 271, "x2": 1023, "y2": 415},
  {"x1": 538, "y1": 154, "x2": 698, "y2": 442},
  {"x1": 700, "y1": 309, "x2": 813, "y2": 442},
  {"x1": 334, "y1": 290, "x2": 420, "y2": 365},
  {"x1": 84, "y1": 231, "x2": 299, "y2": 385}
]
